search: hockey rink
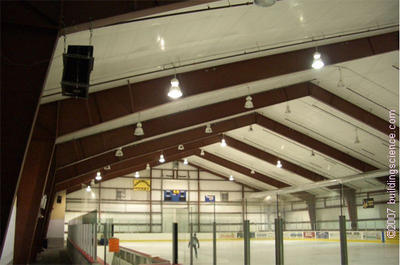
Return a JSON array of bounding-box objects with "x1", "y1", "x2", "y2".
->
[{"x1": 118, "y1": 240, "x2": 399, "y2": 265}]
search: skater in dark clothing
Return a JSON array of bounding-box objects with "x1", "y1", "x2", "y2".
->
[{"x1": 188, "y1": 233, "x2": 200, "y2": 258}]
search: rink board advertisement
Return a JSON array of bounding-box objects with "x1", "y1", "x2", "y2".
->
[
  {"x1": 303, "y1": 231, "x2": 315, "y2": 239},
  {"x1": 316, "y1": 231, "x2": 329, "y2": 239}
]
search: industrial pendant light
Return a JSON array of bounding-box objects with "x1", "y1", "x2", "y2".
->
[
  {"x1": 200, "y1": 149, "x2": 205, "y2": 156},
  {"x1": 229, "y1": 175, "x2": 235, "y2": 181},
  {"x1": 276, "y1": 160, "x2": 282, "y2": 168},
  {"x1": 168, "y1": 75, "x2": 182, "y2": 99},
  {"x1": 311, "y1": 50, "x2": 324, "y2": 69},
  {"x1": 205, "y1": 124, "x2": 213, "y2": 134},
  {"x1": 220, "y1": 137, "x2": 227, "y2": 147},
  {"x1": 254, "y1": 0, "x2": 276, "y2": 7},
  {"x1": 159, "y1": 153, "x2": 166, "y2": 163},
  {"x1": 146, "y1": 163, "x2": 150, "y2": 170},
  {"x1": 115, "y1": 147, "x2": 123, "y2": 157},
  {"x1": 251, "y1": 169, "x2": 255, "y2": 174},
  {"x1": 244, "y1": 95, "x2": 254, "y2": 109},
  {"x1": 183, "y1": 158, "x2": 188, "y2": 165},
  {"x1": 95, "y1": 171, "x2": 102, "y2": 181},
  {"x1": 86, "y1": 185, "x2": 91, "y2": 192},
  {"x1": 134, "y1": 122, "x2": 144, "y2": 136},
  {"x1": 134, "y1": 171, "x2": 140, "y2": 178}
]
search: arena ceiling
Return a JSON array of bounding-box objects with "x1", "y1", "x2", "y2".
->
[{"x1": 41, "y1": 0, "x2": 398, "y2": 198}]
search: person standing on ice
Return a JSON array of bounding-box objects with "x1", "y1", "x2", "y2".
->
[{"x1": 188, "y1": 233, "x2": 200, "y2": 258}]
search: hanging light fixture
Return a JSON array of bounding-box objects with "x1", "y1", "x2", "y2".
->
[
  {"x1": 205, "y1": 124, "x2": 213, "y2": 134},
  {"x1": 115, "y1": 147, "x2": 123, "y2": 157},
  {"x1": 311, "y1": 150, "x2": 315, "y2": 157},
  {"x1": 95, "y1": 171, "x2": 102, "y2": 181},
  {"x1": 200, "y1": 149, "x2": 205, "y2": 156},
  {"x1": 229, "y1": 175, "x2": 235, "y2": 181},
  {"x1": 168, "y1": 75, "x2": 182, "y2": 99},
  {"x1": 183, "y1": 158, "x2": 188, "y2": 165},
  {"x1": 285, "y1": 103, "x2": 291, "y2": 114},
  {"x1": 159, "y1": 153, "x2": 166, "y2": 163},
  {"x1": 354, "y1": 128, "x2": 360, "y2": 144},
  {"x1": 134, "y1": 171, "x2": 140, "y2": 178},
  {"x1": 86, "y1": 185, "x2": 91, "y2": 192},
  {"x1": 249, "y1": 125, "x2": 253, "y2": 132},
  {"x1": 104, "y1": 165, "x2": 111, "y2": 170},
  {"x1": 311, "y1": 50, "x2": 324, "y2": 69},
  {"x1": 244, "y1": 95, "x2": 254, "y2": 109},
  {"x1": 146, "y1": 163, "x2": 150, "y2": 170},
  {"x1": 276, "y1": 160, "x2": 282, "y2": 168},
  {"x1": 254, "y1": 0, "x2": 276, "y2": 7},
  {"x1": 337, "y1": 67, "x2": 345, "y2": 88},
  {"x1": 220, "y1": 137, "x2": 227, "y2": 147},
  {"x1": 134, "y1": 121, "x2": 144, "y2": 136},
  {"x1": 178, "y1": 144, "x2": 184, "y2": 151},
  {"x1": 251, "y1": 169, "x2": 255, "y2": 174}
]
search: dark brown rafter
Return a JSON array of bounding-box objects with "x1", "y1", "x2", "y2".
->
[
  {"x1": 54, "y1": 32, "x2": 398, "y2": 138},
  {"x1": 55, "y1": 82, "x2": 309, "y2": 167},
  {"x1": 55, "y1": 114, "x2": 256, "y2": 182},
  {"x1": 194, "y1": 150, "x2": 290, "y2": 188},
  {"x1": 224, "y1": 135, "x2": 327, "y2": 182},
  {"x1": 255, "y1": 113, "x2": 379, "y2": 172}
]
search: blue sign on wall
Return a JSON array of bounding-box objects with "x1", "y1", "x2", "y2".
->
[
  {"x1": 205, "y1": 195, "x2": 215, "y2": 202},
  {"x1": 164, "y1": 190, "x2": 186, "y2": 202}
]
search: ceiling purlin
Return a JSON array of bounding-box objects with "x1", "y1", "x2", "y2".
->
[{"x1": 54, "y1": 32, "x2": 398, "y2": 136}]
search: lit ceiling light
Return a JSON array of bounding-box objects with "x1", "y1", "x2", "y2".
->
[
  {"x1": 354, "y1": 128, "x2": 360, "y2": 144},
  {"x1": 178, "y1": 144, "x2": 184, "y2": 151},
  {"x1": 86, "y1": 185, "x2": 91, "y2": 192},
  {"x1": 220, "y1": 137, "x2": 227, "y2": 147},
  {"x1": 183, "y1": 158, "x2": 188, "y2": 165},
  {"x1": 200, "y1": 149, "x2": 205, "y2": 156},
  {"x1": 205, "y1": 124, "x2": 213, "y2": 134},
  {"x1": 251, "y1": 169, "x2": 255, "y2": 174},
  {"x1": 337, "y1": 67, "x2": 345, "y2": 88},
  {"x1": 95, "y1": 171, "x2": 102, "y2": 181},
  {"x1": 134, "y1": 171, "x2": 140, "y2": 178},
  {"x1": 249, "y1": 125, "x2": 253, "y2": 132},
  {"x1": 229, "y1": 175, "x2": 234, "y2": 181},
  {"x1": 159, "y1": 153, "x2": 165, "y2": 163},
  {"x1": 276, "y1": 160, "x2": 282, "y2": 168},
  {"x1": 115, "y1": 147, "x2": 123, "y2": 157},
  {"x1": 311, "y1": 51, "x2": 324, "y2": 70},
  {"x1": 134, "y1": 122, "x2": 144, "y2": 136},
  {"x1": 285, "y1": 103, "x2": 291, "y2": 114},
  {"x1": 254, "y1": 0, "x2": 276, "y2": 7},
  {"x1": 146, "y1": 163, "x2": 150, "y2": 170},
  {"x1": 244, "y1": 95, "x2": 254, "y2": 109},
  {"x1": 168, "y1": 77, "x2": 182, "y2": 99},
  {"x1": 104, "y1": 165, "x2": 111, "y2": 170}
]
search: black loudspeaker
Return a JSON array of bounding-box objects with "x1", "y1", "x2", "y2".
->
[
  {"x1": 61, "y1": 45, "x2": 94, "y2": 99},
  {"x1": 57, "y1": 195, "x2": 62, "y2": 204}
]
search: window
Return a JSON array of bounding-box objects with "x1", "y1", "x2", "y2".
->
[
  {"x1": 221, "y1": 192, "x2": 229, "y2": 202},
  {"x1": 116, "y1": 189, "x2": 126, "y2": 200}
]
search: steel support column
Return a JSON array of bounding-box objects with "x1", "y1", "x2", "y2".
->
[
  {"x1": 243, "y1": 220, "x2": 250, "y2": 265},
  {"x1": 343, "y1": 189, "x2": 358, "y2": 230},
  {"x1": 14, "y1": 103, "x2": 58, "y2": 264},
  {"x1": 339, "y1": 215, "x2": 348, "y2": 265},
  {"x1": 306, "y1": 197, "x2": 317, "y2": 231},
  {"x1": 275, "y1": 218, "x2": 284, "y2": 265}
]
